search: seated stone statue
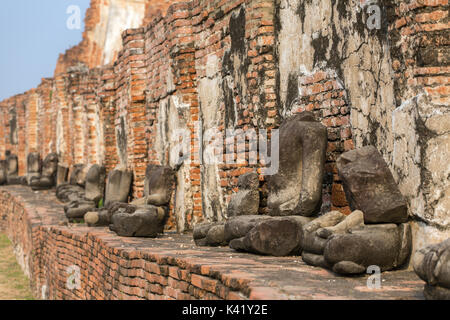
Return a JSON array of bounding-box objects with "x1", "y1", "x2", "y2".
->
[
  {"x1": 337, "y1": 146, "x2": 408, "y2": 224},
  {"x1": 414, "y1": 239, "x2": 450, "y2": 300},
  {"x1": 83, "y1": 168, "x2": 134, "y2": 226},
  {"x1": 267, "y1": 112, "x2": 327, "y2": 217},
  {"x1": 193, "y1": 171, "x2": 261, "y2": 247},
  {"x1": 56, "y1": 164, "x2": 86, "y2": 203},
  {"x1": 301, "y1": 146, "x2": 412, "y2": 274},
  {"x1": 103, "y1": 168, "x2": 133, "y2": 206},
  {"x1": 194, "y1": 213, "x2": 313, "y2": 254},
  {"x1": 228, "y1": 215, "x2": 313, "y2": 256},
  {"x1": 30, "y1": 153, "x2": 58, "y2": 190},
  {"x1": 0, "y1": 160, "x2": 6, "y2": 185},
  {"x1": 85, "y1": 165, "x2": 174, "y2": 238},
  {"x1": 26, "y1": 152, "x2": 42, "y2": 185},
  {"x1": 110, "y1": 205, "x2": 168, "y2": 237},
  {"x1": 227, "y1": 171, "x2": 260, "y2": 217},
  {"x1": 64, "y1": 164, "x2": 106, "y2": 219},
  {"x1": 6, "y1": 153, "x2": 23, "y2": 185},
  {"x1": 193, "y1": 112, "x2": 327, "y2": 249},
  {"x1": 56, "y1": 165, "x2": 69, "y2": 186},
  {"x1": 302, "y1": 211, "x2": 411, "y2": 274},
  {"x1": 193, "y1": 221, "x2": 229, "y2": 247}
]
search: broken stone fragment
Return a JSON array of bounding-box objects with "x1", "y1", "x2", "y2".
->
[
  {"x1": 193, "y1": 222, "x2": 227, "y2": 246},
  {"x1": 65, "y1": 200, "x2": 97, "y2": 219},
  {"x1": 337, "y1": 146, "x2": 408, "y2": 224},
  {"x1": 302, "y1": 252, "x2": 330, "y2": 269},
  {"x1": 302, "y1": 211, "x2": 346, "y2": 255},
  {"x1": 0, "y1": 160, "x2": 7, "y2": 185},
  {"x1": 26, "y1": 152, "x2": 42, "y2": 185},
  {"x1": 144, "y1": 164, "x2": 175, "y2": 206},
  {"x1": 6, "y1": 154, "x2": 23, "y2": 185},
  {"x1": 302, "y1": 210, "x2": 412, "y2": 275},
  {"x1": 104, "y1": 169, "x2": 132, "y2": 206},
  {"x1": 63, "y1": 164, "x2": 106, "y2": 218},
  {"x1": 229, "y1": 216, "x2": 311, "y2": 256},
  {"x1": 224, "y1": 215, "x2": 273, "y2": 242},
  {"x1": 323, "y1": 223, "x2": 412, "y2": 274},
  {"x1": 56, "y1": 164, "x2": 87, "y2": 202},
  {"x1": 227, "y1": 171, "x2": 260, "y2": 217},
  {"x1": 85, "y1": 202, "x2": 136, "y2": 227},
  {"x1": 413, "y1": 239, "x2": 450, "y2": 300},
  {"x1": 30, "y1": 153, "x2": 58, "y2": 190},
  {"x1": 86, "y1": 165, "x2": 173, "y2": 239},
  {"x1": 84, "y1": 164, "x2": 106, "y2": 204},
  {"x1": 56, "y1": 165, "x2": 69, "y2": 186},
  {"x1": 267, "y1": 112, "x2": 327, "y2": 217},
  {"x1": 316, "y1": 210, "x2": 364, "y2": 239},
  {"x1": 110, "y1": 205, "x2": 168, "y2": 238},
  {"x1": 69, "y1": 164, "x2": 87, "y2": 187},
  {"x1": 56, "y1": 184, "x2": 85, "y2": 203}
]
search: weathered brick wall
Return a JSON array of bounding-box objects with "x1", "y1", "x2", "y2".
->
[
  {"x1": 0, "y1": 93, "x2": 28, "y2": 175},
  {"x1": 386, "y1": 0, "x2": 450, "y2": 252},
  {"x1": 0, "y1": 0, "x2": 448, "y2": 248},
  {"x1": 0, "y1": 187, "x2": 256, "y2": 300}
]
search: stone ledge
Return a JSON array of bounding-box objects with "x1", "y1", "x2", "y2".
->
[{"x1": 0, "y1": 186, "x2": 425, "y2": 300}]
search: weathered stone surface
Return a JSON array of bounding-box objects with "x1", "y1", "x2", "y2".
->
[
  {"x1": 316, "y1": 210, "x2": 364, "y2": 239},
  {"x1": 323, "y1": 223, "x2": 412, "y2": 274},
  {"x1": 110, "y1": 205, "x2": 168, "y2": 237},
  {"x1": 85, "y1": 166, "x2": 173, "y2": 238},
  {"x1": 337, "y1": 146, "x2": 408, "y2": 224},
  {"x1": 6, "y1": 154, "x2": 22, "y2": 185},
  {"x1": 193, "y1": 222, "x2": 227, "y2": 246},
  {"x1": 227, "y1": 172, "x2": 260, "y2": 217},
  {"x1": 69, "y1": 164, "x2": 86, "y2": 187},
  {"x1": 224, "y1": 215, "x2": 272, "y2": 242},
  {"x1": 195, "y1": 214, "x2": 313, "y2": 250},
  {"x1": 414, "y1": 239, "x2": 450, "y2": 300},
  {"x1": 30, "y1": 153, "x2": 58, "y2": 190},
  {"x1": 229, "y1": 217, "x2": 305, "y2": 256},
  {"x1": 301, "y1": 252, "x2": 330, "y2": 269},
  {"x1": 56, "y1": 184, "x2": 85, "y2": 203},
  {"x1": 56, "y1": 165, "x2": 69, "y2": 186},
  {"x1": 65, "y1": 200, "x2": 97, "y2": 219},
  {"x1": 302, "y1": 211, "x2": 346, "y2": 255},
  {"x1": 56, "y1": 164, "x2": 88, "y2": 203},
  {"x1": 332, "y1": 261, "x2": 366, "y2": 275},
  {"x1": 26, "y1": 152, "x2": 42, "y2": 185},
  {"x1": 302, "y1": 210, "x2": 412, "y2": 275},
  {"x1": 85, "y1": 202, "x2": 136, "y2": 227},
  {"x1": 63, "y1": 164, "x2": 107, "y2": 218},
  {"x1": 144, "y1": 164, "x2": 175, "y2": 206},
  {"x1": 267, "y1": 112, "x2": 327, "y2": 217},
  {"x1": 423, "y1": 285, "x2": 450, "y2": 300},
  {"x1": 84, "y1": 165, "x2": 106, "y2": 203},
  {"x1": 104, "y1": 169, "x2": 132, "y2": 206},
  {"x1": 0, "y1": 160, "x2": 7, "y2": 185}
]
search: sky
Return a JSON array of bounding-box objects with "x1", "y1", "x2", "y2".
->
[{"x1": 0, "y1": 0, "x2": 91, "y2": 101}]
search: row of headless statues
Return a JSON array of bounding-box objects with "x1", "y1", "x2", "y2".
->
[
  {"x1": 0, "y1": 112, "x2": 448, "y2": 299},
  {"x1": 0, "y1": 150, "x2": 176, "y2": 237}
]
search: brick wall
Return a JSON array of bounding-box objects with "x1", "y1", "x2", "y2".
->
[
  {"x1": 0, "y1": 0, "x2": 448, "y2": 244},
  {"x1": 0, "y1": 187, "x2": 258, "y2": 300}
]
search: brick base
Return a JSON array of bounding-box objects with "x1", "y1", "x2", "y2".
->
[{"x1": 0, "y1": 186, "x2": 425, "y2": 300}]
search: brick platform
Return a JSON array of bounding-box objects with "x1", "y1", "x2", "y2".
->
[{"x1": 0, "y1": 186, "x2": 425, "y2": 300}]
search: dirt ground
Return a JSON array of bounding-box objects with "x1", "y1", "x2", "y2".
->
[{"x1": 0, "y1": 233, "x2": 34, "y2": 300}]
